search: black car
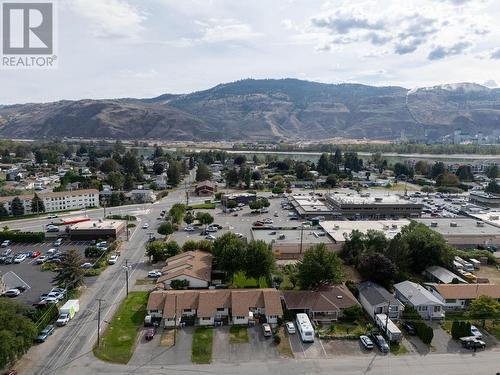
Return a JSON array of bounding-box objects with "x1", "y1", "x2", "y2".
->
[
  {"x1": 401, "y1": 321, "x2": 416, "y2": 335},
  {"x1": 35, "y1": 325, "x2": 55, "y2": 343},
  {"x1": 14, "y1": 286, "x2": 27, "y2": 293},
  {"x1": 371, "y1": 334, "x2": 390, "y2": 353}
]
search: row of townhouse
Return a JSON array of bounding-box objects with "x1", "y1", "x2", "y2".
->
[
  {"x1": 147, "y1": 289, "x2": 283, "y2": 327},
  {"x1": 0, "y1": 189, "x2": 99, "y2": 215}
]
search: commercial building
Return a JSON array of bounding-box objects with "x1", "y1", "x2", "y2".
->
[
  {"x1": 319, "y1": 220, "x2": 410, "y2": 247},
  {"x1": 0, "y1": 189, "x2": 99, "y2": 216},
  {"x1": 325, "y1": 192, "x2": 423, "y2": 219},
  {"x1": 147, "y1": 289, "x2": 283, "y2": 327},
  {"x1": 281, "y1": 285, "x2": 359, "y2": 324},
  {"x1": 221, "y1": 192, "x2": 256, "y2": 205},
  {"x1": 157, "y1": 251, "x2": 212, "y2": 289},
  {"x1": 469, "y1": 191, "x2": 500, "y2": 208},
  {"x1": 194, "y1": 181, "x2": 216, "y2": 196},
  {"x1": 69, "y1": 219, "x2": 126, "y2": 240},
  {"x1": 289, "y1": 195, "x2": 336, "y2": 219},
  {"x1": 415, "y1": 218, "x2": 500, "y2": 248}
]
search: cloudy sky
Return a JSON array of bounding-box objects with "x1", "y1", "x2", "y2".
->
[{"x1": 1, "y1": 0, "x2": 499, "y2": 104}]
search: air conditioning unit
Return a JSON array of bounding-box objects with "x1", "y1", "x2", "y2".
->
[
  {"x1": 450, "y1": 222, "x2": 458, "y2": 227},
  {"x1": 476, "y1": 221, "x2": 485, "y2": 227},
  {"x1": 431, "y1": 221, "x2": 438, "y2": 227}
]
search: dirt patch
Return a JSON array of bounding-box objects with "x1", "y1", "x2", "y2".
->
[
  {"x1": 160, "y1": 329, "x2": 175, "y2": 347},
  {"x1": 475, "y1": 265, "x2": 500, "y2": 285},
  {"x1": 277, "y1": 326, "x2": 294, "y2": 358},
  {"x1": 342, "y1": 263, "x2": 362, "y2": 283}
]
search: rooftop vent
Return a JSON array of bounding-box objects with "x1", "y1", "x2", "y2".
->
[
  {"x1": 450, "y1": 222, "x2": 458, "y2": 227},
  {"x1": 391, "y1": 224, "x2": 398, "y2": 229},
  {"x1": 489, "y1": 215, "x2": 499, "y2": 221},
  {"x1": 336, "y1": 295, "x2": 343, "y2": 299},
  {"x1": 374, "y1": 197, "x2": 383, "y2": 202},
  {"x1": 431, "y1": 221, "x2": 438, "y2": 227},
  {"x1": 477, "y1": 221, "x2": 485, "y2": 227}
]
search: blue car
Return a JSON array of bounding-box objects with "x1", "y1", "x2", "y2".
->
[{"x1": 35, "y1": 325, "x2": 55, "y2": 343}]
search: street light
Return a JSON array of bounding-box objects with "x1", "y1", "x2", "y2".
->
[{"x1": 122, "y1": 259, "x2": 131, "y2": 296}]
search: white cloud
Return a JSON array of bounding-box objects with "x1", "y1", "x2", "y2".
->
[
  {"x1": 196, "y1": 19, "x2": 264, "y2": 43},
  {"x1": 70, "y1": 0, "x2": 146, "y2": 39},
  {"x1": 281, "y1": 19, "x2": 294, "y2": 30}
]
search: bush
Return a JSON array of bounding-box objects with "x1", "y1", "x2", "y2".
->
[
  {"x1": 106, "y1": 214, "x2": 137, "y2": 221},
  {"x1": 170, "y1": 279, "x2": 189, "y2": 289},
  {"x1": 414, "y1": 321, "x2": 434, "y2": 344},
  {"x1": 345, "y1": 280, "x2": 359, "y2": 298},
  {"x1": 158, "y1": 222, "x2": 174, "y2": 236},
  {"x1": 341, "y1": 305, "x2": 364, "y2": 322},
  {"x1": 0, "y1": 230, "x2": 45, "y2": 242},
  {"x1": 451, "y1": 321, "x2": 471, "y2": 339},
  {"x1": 273, "y1": 333, "x2": 281, "y2": 345},
  {"x1": 85, "y1": 246, "x2": 106, "y2": 258}
]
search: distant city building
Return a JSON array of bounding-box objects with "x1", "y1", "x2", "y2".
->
[{"x1": 469, "y1": 191, "x2": 500, "y2": 208}]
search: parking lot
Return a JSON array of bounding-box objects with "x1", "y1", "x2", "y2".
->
[{"x1": 0, "y1": 239, "x2": 93, "y2": 305}]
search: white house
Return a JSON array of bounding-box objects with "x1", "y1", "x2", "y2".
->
[
  {"x1": 394, "y1": 280, "x2": 445, "y2": 320},
  {"x1": 358, "y1": 281, "x2": 403, "y2": 320},
  {"x1": 157, "y1": 251, "x2": 212, "y2": 289}
]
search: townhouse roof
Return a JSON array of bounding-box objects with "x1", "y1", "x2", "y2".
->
[
  {"x1": 358, "y1": 281, "x2": 400, "y2": 306},
  {"x1": 195, "y1": 180, "x2": 215, "y2": 189},
  {"x1": 158, "y1": 251, "x2": 212, "y2": 283},
  {"x1": 424, "y1": 265, "x2": 467, "y2": 284},
  {"x1": 281, "y1": 285, "x2": 359, "y2": 312},
  {"x1": 430, "y1": 283, "x2": 500, "y2": 300},
  {"x1": 394, "y1": 280, "x2": 444, "y2": 306},
  {"x1": 147, "y1": 288, "x2": 283, "y2": 319}
]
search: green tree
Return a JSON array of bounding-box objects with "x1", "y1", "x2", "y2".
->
[
  {"x1": 169, "y1": 203, "x2": 186, "y2": 224},
  {"x1": 455, "y1": 165, "x2": 474, "y2": 182},
  {"x1": 430, "y1": 162, "x2": 446, "y2": 178},
  {"x1": 107, "y1": 171, "x2": 124, "y2": 190},
  {"x1": 226, "y1": 200, "x2": 238, "y2": 209},
  {"x1": 213, "y1": 232, "x2": 246, "y2": 282},
  {"x1": 167, "y1": 161, "x2": 181, "y2": 186},
  {"x1": 485, "y1": 164, "x2": 498, "y2": 179},
  {"x1": 466, "y1": 295, "x2": 500, "y2": 328},
  {"x1": 325, "y1": 174, "x2": 337, "y2": 188},
  {"x1": 0, "y1": 204, "x2": 8, "y2": 218},
  {"x1": 196, "y1": 212, "x2": 214, "y2": 231},
  {"x1": 123, "y1": 173, "x2": 134, "y2": 190},
  {"x1": 295, "y1": 162, "x2": 309, "y2": 180},
  {"x1": 0, "y1": 299, "x2": 37, "y2": 369},
  {"x1": 109, "y1": 192, "x2": 122, "y2": 207},
  {"x1": 11, "y1": 197, "x2": 24, "y2": 216},
  {"x1": 170, "y1": 279, "x2": 189, "y2": 289},
  {"x1": 152, "y1": 162, "x2": 164, "y2": 175},
  {"x1": 244, "y1": 240, "x2": 275, "y2": 286},
  {"x1": 31, "y1": 193, "x2": 45, "y2": 214},
  {"x1": 100, "y1": 158, "x2": 120, "y2": 173},
  {"x1": 165, "y1": 241, "x2": 181, "y2": 257},
  {"x1": 189, "y1": 156, "x2": 195, "y2": 170},
  {"x1": 225, "y1": 168, "x2": 240, "y2": 187},
  {"x1": 184, "y1": 211, "x2": 194, "y2": 225},
  {"x1": 122, "y1": 151, "x2": 142, "y2": 180},
  {"x1": 146, "y1": 241, "x2": 168, "y2": 263},
  {"x1": 53, "y1": 249, "x2": 85, "y2": 288},
  {"x1": 297, "y1": 244, "x2": 343, "y2": 289},
  {"x1": 158, "y1": 222, "x2": 174, "y2": 236},
  {"x1": 195, "y1": 161, "x2": 212, "y2": 182},
  {"x1": 357, "y1": 253, "x2": 398, "y2": 288},
  {"x1": 153, "y1": 146, "x2": 164, "y2": 158},
  {"x1": 485, "y1": 180, "x2": 500, "y2": 194}
]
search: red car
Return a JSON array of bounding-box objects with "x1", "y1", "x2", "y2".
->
[
  {"x1": 31, "y1": 251, "x2": 41, "y2": 258},
  {"x1": 145, "y1": 328, "x2": 156, "y2": 341}
]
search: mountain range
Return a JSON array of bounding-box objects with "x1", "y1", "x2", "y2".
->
[{"x1": 0, "y1": 79, "x2": 499, "y2": 142}]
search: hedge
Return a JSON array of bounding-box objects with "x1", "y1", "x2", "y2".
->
[
  {"x1": 451, "y1": 321, "x2": 471, "y2": 339},
  {"x1": 0, "y1": 231, "x2": 45, "y2": 242}
]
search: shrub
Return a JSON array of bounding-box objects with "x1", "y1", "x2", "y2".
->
[
  {"x1": 85, "y1": 246, "x2": 106, "y2": 258},
  {"x1": 0, "y1": 231, "x2": 45, "y2": 242},
  {"x1": 158, "y1": 222, "x2": 174, "y2": 236},
  {"x1": 341, "y1": 305, "x2": 364, "y2": 322},
  {"x1": 273, "y1": 333, "x2": 281, "y2": 345},
  {"x1": 170, "y1": 279, "x2": 189, "y2": 290}
]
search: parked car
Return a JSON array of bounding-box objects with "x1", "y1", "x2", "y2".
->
[
  {"x1": 53, "y1": 238, "x2": 63, "y2": 247},
  {"x1": 2, "y1": 289, "x2": 21, "y2": 298},
  {"x1": 148, "y1": 270, "x2": 162, "y2": 278},
  {"x1": 31, "y1": 250, "x2": 41, "y2": 258},
  {"x1": 234, "y1": 232, "x2": 244, "y2": 238},
  {"x1": 80, "y1": 262, "x2": 93, "y2": 269},
  {"x1": 47, "y1": 248, "x2": 57, "y2": 256},
  {"x1": 184, "y1": 226, "x2": 195, "y2": 232},
  {"x1": 142, "y1": 223, "x2": 149, "y2": 229},
  {"x1": 35, "y1": 325, "x2": 55, "y2": 343},
  {"x1": 46, "y1": 226, "x2": 60, "y2": 233},
  {"x1": 47, "y1": 214, "x2": 58, "y2": 219},
  {"x1": 401, "y1": 321, "x2": 416, "y2": 335},
  {"x1": 359, "y1": 335, "x2": 374, "y2": 350},
  {"x1": 1, "y1": 240, "x2": 11, "y2": 247},
  {"x1": 14, "y1": 286, "x2": 27, "y2": 293},
  {"x1": 285, "y1": 322, "x2": 296, "y2": 334},
  {"x1": 4, "y1": 256, "x2": 14, "y2": 264},
  {"x1": 1, "y1": 248, "x2": 12, "y2": 257},
  {"x1": 460, "y1": 336, "x2": 486, "y2": 350},
  {"x1": 108, "y1": 255, "x2": 118, "y2": 265},
  {"x1": 262, "y1": 323, "x2": 272, "y2": 337},
  {"x1": 36, "y1": 256, "x2": 47, "y2": 264},
  {"x1": 206, "y1": 226, "x2": 218, "y2": 232},
  {"x1": 371, "y1": 334, "x2": 389, "y2": 353},
  {"x1": 145, "y1": 328, "x2": 156, "y2": 341},
  {"x1": 205, "y1": 234, "x2": 216, "y2": 240},
  {"x1": 470, "y1": 325, "x2": 483, "y2": 339},
  {"x1": 13, "y1": 254, "x2": 27, "y2": 263}
]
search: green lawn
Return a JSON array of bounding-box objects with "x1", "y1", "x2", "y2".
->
[
  {"x1": 93, "y1": 291, "x2": 149, "y2": 364},
  {"x1": 231, "y1": 271, "x2": 269, "y2": 288},
  {"x1": 192, "y1": 327, "x2": 214, "y2": 364},
  {"x1": 390, "y1": 342, "x2": 409, "y2": 355},
  {"x1": 188, "y1": 203, "x2": 216, "y2": 209},
  {"x1": 323, "y1": 322, "x2": 368, "y2": 337},
  {"x1": 229, "y1": 326, "x2": 249, "y2": 344}
]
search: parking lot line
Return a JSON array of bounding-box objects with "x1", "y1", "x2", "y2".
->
[{"x1": 318, "y1": 336, "x2": 327, "y2": 358}]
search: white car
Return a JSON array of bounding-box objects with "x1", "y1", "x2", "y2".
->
[
  {"x1": 108, "y1": 255, "x2": 118, "y2": 265},
  {"x1": 234, "y1": 233, "x2": 244, "y2": 238},
  {"x1": 148, "y1": 270, "x2": 162, "y2": 278},
  {"x1": 142, "y1": 223, "x2": 149, "y2": 229},
  {"x1": 286, "y1": 322, "x2": 296, "y2": 334},
  {"x1": 262, "y1": 323, "x2": 272, "y2": 337},
  {"x1": 1, "y1": 240, "x2": 11, "y2": 247},
  {"x1": 47, "y1": 214, "x2": 58, "y2": 219},
  {"x1": 36, "y1": 255, "x2": 48, "y2": 264},
  {"x1": 184, "y1": 226, "x2": 195, "y2": 232},
  {"x1": 54, "y1": 238, "x2": 63, "y2": 246},
  {"x1": 206, "y1": 226, "x2": 218, "y2": 232},
  {"x1": 3, "y1": 289, "x2": 21, "y2": 298},
  {"x1": 80, "y1": 262, "x2": 93, "y2": 269},
  {"x1": 13, "y1": 254, "x2": 27, "y2": 263},
  {"x1": 470, "y1": 325, "x2": 483, "y2": 339},
  {"x1": 205, "y1": 234, "x2": 216, "y2": 240}
]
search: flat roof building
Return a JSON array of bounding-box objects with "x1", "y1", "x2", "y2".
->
[
  {"x1": 320, "y1": 220, "x2": 411, "y2": 244},
  {"x1": 469, "y1": 191, "x2": 500, "y2": 208},
  {"x1": 415, "y1": 217, "x2": 500, "y2": 248},
  {"x1": 325, "y1": 192, "x2": 423, "y2": 219},
  {"x1": 69, "y1": 219, "x2": 126, "y2": 240},
  {"x1": 289, "y1": 195, "x2": 336, "y2": 219}
]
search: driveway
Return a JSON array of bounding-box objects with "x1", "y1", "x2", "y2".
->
[
  {"x1": 288, "y1": 331, "x2": 327, "y2": 359},
  {"x1": 129, "y1": 326, "x2": 194, "y2": 367},
  {"x1": 213, "y1": 325, "x2": 279, "y2": 363}
]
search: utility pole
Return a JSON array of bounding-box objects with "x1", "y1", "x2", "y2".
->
[
  {"x1": 124, "y1": 259, "x2": 129, "y2": 296},
  {"x1": 299, "y1": 224, "x2": 304, "y2": 254},
  {"x1": 126, "y1": 216, "x2": 129, "y2": 241},
  {"x1": 97, "y1": 298, "x2": 105, "y2": 347},
  {"x1": 173, "y1": 294, "x2": 178, "y2": 345},
  {"x1": 385, "y1": 302, "x2": 390, "y2": 336}
]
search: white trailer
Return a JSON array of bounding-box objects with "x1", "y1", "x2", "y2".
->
[
  {"x1": 375, "y1": 314, "x2": 402, "y2": 343},
  {"x1": 454, "y1": 256, "x2": 474, "y2": 272},
  {"x1": 296, "y1": 313, "x2": 315, "y2": 343},
  {"x1": 468, "y1": 258, "x2": 481, "y2": 270}
]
